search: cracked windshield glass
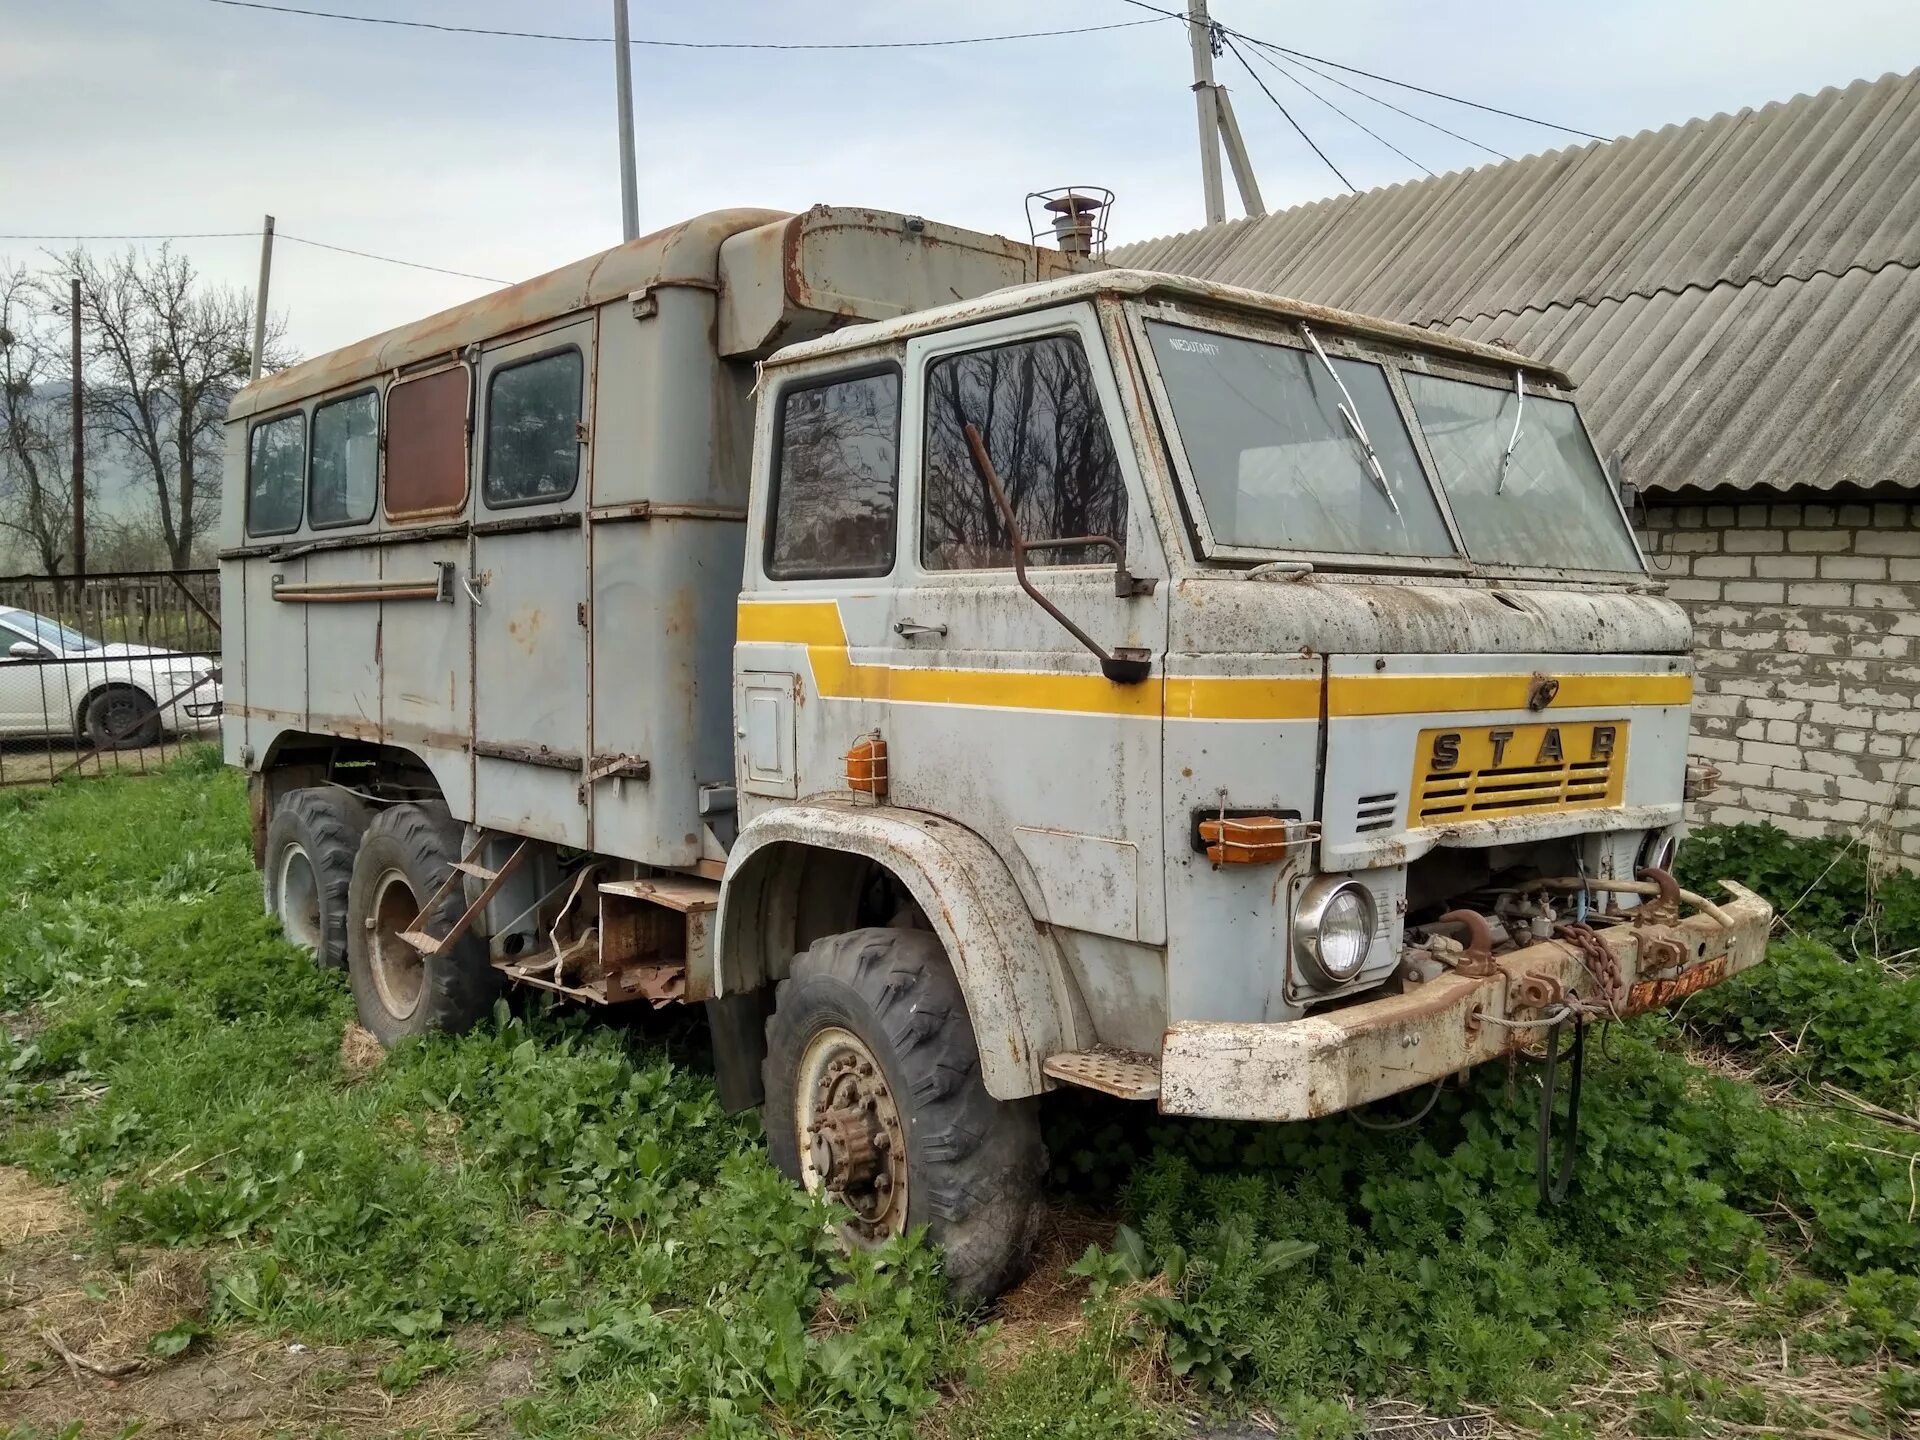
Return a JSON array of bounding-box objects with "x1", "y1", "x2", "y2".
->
[
  {"x1": 1146, "y1": 320, "x2": 1455, "y2": 560},
  {"x1": 1404, "y1": 370, "x2": 1643, "y2": 572}
]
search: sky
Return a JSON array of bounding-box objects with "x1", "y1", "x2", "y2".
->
[{"x1": 5, "y1": 0, "x2": 1920, "y2": 360}]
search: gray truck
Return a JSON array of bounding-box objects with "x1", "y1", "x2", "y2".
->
[{"x1": 221, "y1": 204, "x2": 1769, "y2": 1298}]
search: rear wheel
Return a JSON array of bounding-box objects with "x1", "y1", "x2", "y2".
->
[
  {"x1": 263, "y1": 787, "x2": 370, "y2": 969},
  {"x1": 345, "y1": 803, "x2": 500, "y2": 1046},
  {"x1": 83, "y1": 686, "x2": 161, "y2": 749},
  {"x1": 762, "y1": 927, "x2": 1044, "y2": 1303}
]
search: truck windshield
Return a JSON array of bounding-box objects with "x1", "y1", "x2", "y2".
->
[
  {"x1": 1403, "y1": 372, "x2": 1642, "y2": 573},
  {"x1": 1145, "y1": 321, "x2": 1455, "y2": 559}
]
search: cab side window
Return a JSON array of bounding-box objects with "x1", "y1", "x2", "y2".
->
[
  {"x1": 765, "y1": 368, "x2": 901, "y2": 580},
  {"x1": 921, "y1": 333, "x2": 1126, "y2": 570}
]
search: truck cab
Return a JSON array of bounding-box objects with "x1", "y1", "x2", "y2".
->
[{"x1": 222, "y1": 211, "x2": 1769, "y2": 1302}]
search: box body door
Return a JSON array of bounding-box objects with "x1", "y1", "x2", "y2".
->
[{"x1": 471, "y1": 318, "x2": 595, "y2": 848}]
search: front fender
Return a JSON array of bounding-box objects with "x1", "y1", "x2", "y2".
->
[{"x1": 717, "y1": 800, "x2": 1079, "y2": 1099}]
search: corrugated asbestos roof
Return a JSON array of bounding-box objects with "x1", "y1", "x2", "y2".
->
[{"x1": 1112, "y1": 70, "x2": 1920, "y2": 495}]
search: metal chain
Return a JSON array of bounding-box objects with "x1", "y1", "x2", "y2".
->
[{"x1": 1554, "y1": 922, "x2": 1623, "y2": 1020}]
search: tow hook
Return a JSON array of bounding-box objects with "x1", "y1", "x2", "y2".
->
[
  {"x1": 1634, "y1": 865, "x2": 1684, "y2": 925},
  {"x1": 1432, "y1": 909, "x2": 1498, "y2": 978}
]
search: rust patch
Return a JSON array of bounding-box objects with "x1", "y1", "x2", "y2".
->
[
  {"x1": 506, "y1": 608, "x2": 544, "y2": 653},
  {"x1": 1626, "y1": 956, "x2": 1728, "y2": 1013}
]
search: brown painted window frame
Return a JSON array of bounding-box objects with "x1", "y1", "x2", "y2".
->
[{"x1": 383, "y1": 361, "x2": 473, "y2": 524}]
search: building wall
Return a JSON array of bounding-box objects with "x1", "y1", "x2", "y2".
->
[{"x1": 1641, "y1": 500, "x2": 1920, "y2": 863}]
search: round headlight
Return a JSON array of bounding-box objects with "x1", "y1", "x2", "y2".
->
[{"x1": 1294, "y1": 878, "x2": 1377, "y2": 988}]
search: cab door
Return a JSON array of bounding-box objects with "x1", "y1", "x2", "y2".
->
[
  {"x1": 887, "y1": 305, "x2": 1170, "y2": 951},
  {"x1": 735, "y1": 360, "x2": 903, "y2": 809},
  {"x1": 470, "y1": 320, "x2": 594, "y2": 848}
]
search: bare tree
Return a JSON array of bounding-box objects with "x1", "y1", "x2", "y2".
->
[
  {"x1": 54, "y1": 246, "x2": 289, "y2": 570},
  {"x1": 0, "y1": 263, "x2": 76, "y2": 575}
]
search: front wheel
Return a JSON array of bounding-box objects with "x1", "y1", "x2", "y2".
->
[
  {"x1": 84, "y1": 686, "x2": 161, "y2": 749},
  {"x1": 762, "y1": 927, "x2": 1044, "y2": 1303}
]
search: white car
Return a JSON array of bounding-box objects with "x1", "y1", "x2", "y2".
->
[{"x1": 0, "y1": 606, "x2": 222, "y2": 749}]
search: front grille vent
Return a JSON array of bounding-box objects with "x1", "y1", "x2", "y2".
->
[
  {"x1": 1355, "y1": 792, "x2": 1399, "y2": 834},
  {"x1": 1416, "y1": 759, "x2": 1616, "y2": 823}
]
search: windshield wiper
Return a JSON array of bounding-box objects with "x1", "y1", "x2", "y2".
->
[
  {"x1": 1298, "y1": 323, "x2": 1399, "y2": 515},
  {"x1": 1496, "y1": 367, "x2": 1525, "y2": 494}
]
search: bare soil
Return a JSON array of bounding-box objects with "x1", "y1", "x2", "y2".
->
[
  {"x1": 0, "y1": 735, "x2": 187, "y2": 789},
  {"x1": 0, "y1": 1166, "x2": 543, "y2": 1437}
]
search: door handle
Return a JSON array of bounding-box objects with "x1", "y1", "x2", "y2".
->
[{"x1": 893, "y1": 618, "x2": 947, "y2": 640}]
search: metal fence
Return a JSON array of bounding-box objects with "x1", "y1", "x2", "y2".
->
[{"x1": 0, "y1": 569, "x2": 221, "y2": 788}]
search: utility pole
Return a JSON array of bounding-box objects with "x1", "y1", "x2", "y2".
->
[
  {"x1": 69, "y1": 277, "x2": 85, "y2": 581},
  {"x1": 613, "y1": 0, "x2": 639, "y2": 242},
  {"x1": 250, "y1": 214, "x2": 274, "y2": 383},
  {"x1": 1186, "y1": 0, "x2": 1265, "y2": 225}
]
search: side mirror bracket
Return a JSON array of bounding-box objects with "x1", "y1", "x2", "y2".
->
[{"x1": 962, "y1": 421, "x2": 1156, "y2": 685}]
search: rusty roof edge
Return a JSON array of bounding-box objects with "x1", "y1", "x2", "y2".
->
[
  {"x1": 230, "y1": 207, "x2": 792, "y2": 421},
  {"x1": 767, "y1": 268, "x2": 1573, "y2": 384}
]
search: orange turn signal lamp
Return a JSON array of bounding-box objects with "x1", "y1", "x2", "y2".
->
[
  {"x1": 847, "y1": 733, "x2": 888, "y2": 799},
  {"x1": 1198, "y1": 814, "x2": 1309, "y2": 866}
]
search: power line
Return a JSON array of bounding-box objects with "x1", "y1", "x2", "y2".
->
[
  {"x1": 0, "y1": 232, "x2": 256, "y2": 241},
  {"x1": 1218, "y1": 33, "x2": 1354, "y2": 194},
  {"x1": 278, "y1": 233, "x2": 505, "y2": 284},
  {"x1": 204, "y1": 0, "x2": 1176, "y2": 50},
  {"x1": 1249, "y1": 38, "x2": 1610, "y2": 144},
  {"x1": 1238, "y1": 43, "x2": 1433, "y2": 178},
  {"x1": 1115, "y1": 0, "x2": 1607, "y2": 143},
  {"x1": 0, "y1": 230, "x2": 506, "y2": 285},
  {"x1": 1256, "y1": 43, "x2": 1511, "y2": 163}
]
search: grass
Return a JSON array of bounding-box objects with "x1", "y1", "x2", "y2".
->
[{"x1": 1, "y1": 755, "x2": 1917, "y2": 1437}]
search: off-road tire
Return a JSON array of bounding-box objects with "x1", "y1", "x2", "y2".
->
[
  {"x1": 345, "y1": 803, "x2": 500, "y2": 1046},
  {"x1": 263, "y1": 787, "x2": 371, "y2": 970},
  {"x1": 762, "y1": 927, "x2": 1045, "y2": 1303},
  {"x1": 83, "y1": 685, "x2": 161, "y2": 750}
]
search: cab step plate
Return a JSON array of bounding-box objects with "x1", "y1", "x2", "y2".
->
[{"x1": 1044, "y1": 1049, "x2": 1161, "y2": 1101}]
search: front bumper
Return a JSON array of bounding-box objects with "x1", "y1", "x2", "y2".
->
[
  {"x1": 1159, "y1": 881, "x2": 1772, "y2": 1121},
  {"x1": 164, "y1": 678, "x2": 223, "y2": 729}
]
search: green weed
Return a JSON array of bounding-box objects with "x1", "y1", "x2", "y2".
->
[
  {"x1": 1670, "y1": 824, "x2": 1920, "y2": 1112},
  {"x1": 1046, "y1": 1018, "x2": 1920, "y2": 1420},
  {"x1": 1676, "y1": 820, "x2": 1920, "y2": 958},
  {"x1": 4, "y1": 768, "x2": 1917, "y2": 1437}
]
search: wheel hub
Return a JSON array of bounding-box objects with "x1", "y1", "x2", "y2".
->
[
  {"x1": 366, "y1": 867, "x2": 425, "y2": 1019},
  {"x1": 797, "y1": 1032, "x2": 907, "y2": 1238},
  {"x1": 275, "y1": 842, "x2": 322, "y2": 952}
]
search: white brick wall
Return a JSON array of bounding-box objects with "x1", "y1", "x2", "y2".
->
[{"x1": 1640, "y1": 501, "x2": 1920, "y2": 865}]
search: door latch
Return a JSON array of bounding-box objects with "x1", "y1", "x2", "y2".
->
[{"x1": 893, "y1": 618, "x2": 948, "y2": 640}]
